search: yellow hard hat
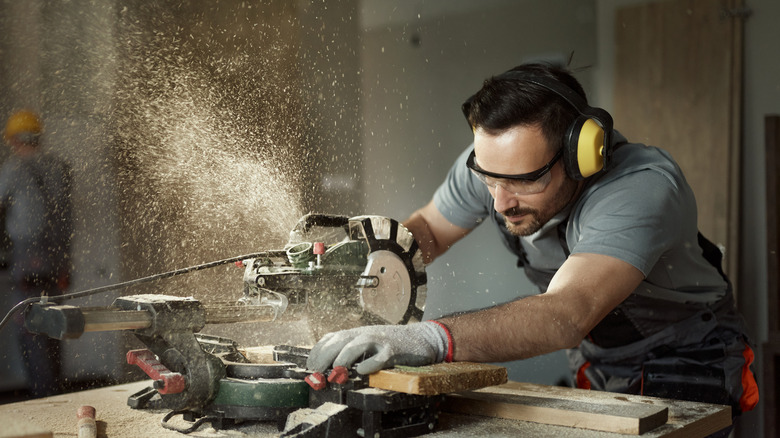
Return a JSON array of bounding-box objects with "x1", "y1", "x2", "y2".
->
[{"x1": 4, "y1": 109, "x2": 42, "y2": 143}]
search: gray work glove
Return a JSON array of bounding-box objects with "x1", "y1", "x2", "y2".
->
[{"x1": 306, "y1": 321, "x2": 450, "y2": 375}]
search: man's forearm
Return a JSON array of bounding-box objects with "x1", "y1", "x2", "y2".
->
[
  {"x1": 402, "y1": 210, "x2": 439, "y2": 264},
  {"x1": 402, "y1": 200, "x2": 472, "y2": 265},
  {"x1": 437, "y1": 293, "x2": 585, "y2": 363},
  {"x1": 436, "y1": 253, "x2": 644, "y2": 363}
]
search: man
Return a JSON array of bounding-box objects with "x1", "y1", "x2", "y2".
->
[
  {"x1": 1, "y1": 109, "x2": 73, "y2": 397},
  {"x1": 307, "y1": 64, "x2": 758, "y2": 419}
]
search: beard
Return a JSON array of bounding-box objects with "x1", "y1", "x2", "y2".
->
[
  {"x1": 502, "y1": 206, "x2": 544, "y2": 236},
  {"x1": 502, "y1": 177, "x2": 579, "y2": 237}
]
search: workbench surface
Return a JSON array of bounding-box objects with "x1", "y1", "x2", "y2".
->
[{"x1": 0, "y1": 380, "x2": 730, "y2": 438}]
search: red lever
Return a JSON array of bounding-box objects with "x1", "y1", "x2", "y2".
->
[
  {"x1": 305, "y1": 372, "x2": 327, "y2": 390},
  {"x1": 127, "y1": 349, "x2": 187, "y2": 394},
  {"x1": 327, "y1": 366, "x2": 349, "y2": 385}
]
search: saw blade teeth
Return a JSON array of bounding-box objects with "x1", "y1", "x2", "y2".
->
[{"x1": 369, "y1": 216, "x2": 393, "y2": 241}]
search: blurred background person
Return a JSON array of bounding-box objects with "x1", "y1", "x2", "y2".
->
[{"x1": 1, "y1": 109, "x2": 72, "y2": 397}]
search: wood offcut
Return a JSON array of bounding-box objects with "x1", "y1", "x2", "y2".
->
[{"x1": 368, "y1": 362, "x2": 508, "y2": 395}]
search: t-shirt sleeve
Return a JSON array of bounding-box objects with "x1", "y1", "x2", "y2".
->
[
  {"x1": 571, "y1": 169, "x2": 685, "y2": 276},
  {"x1": 432, "y1": 145, "x2": 493, "y2": 229}
]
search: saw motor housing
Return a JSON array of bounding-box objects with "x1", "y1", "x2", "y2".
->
[{"x1": 240, "y1": 214, "x2": 427, "y2": 337}]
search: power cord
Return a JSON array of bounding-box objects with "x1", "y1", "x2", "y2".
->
[{"x1": 0, "y1": 251, "x2": 273, "y2": 334}]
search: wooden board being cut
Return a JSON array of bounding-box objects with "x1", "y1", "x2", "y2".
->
[
  {"x1": 240, "y1": 345, "x2": 277, "y2": 364},
  {"x1": 368, "y1": 362, "x2": 507, "y2": 395},
  {"x1": 444, "y1": 389, "x2": 667, "y2": 435}
]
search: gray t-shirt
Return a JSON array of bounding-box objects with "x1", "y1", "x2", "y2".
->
[{"x1": 433, "y1": 131, "x2": 727, "y2": 305}]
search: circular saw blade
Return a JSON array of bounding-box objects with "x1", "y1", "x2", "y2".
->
[
  {"x1": 360, "y1": 250, "x2": 413, "y2": 324},
  {"x1": 351, "y1": 215, "x2": 426, "y2": 324}
]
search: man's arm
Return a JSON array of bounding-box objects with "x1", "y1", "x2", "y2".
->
[
  {"x1": 307, "y1": 201, "x2": 645, "y2": 373},
  {"x1": 306, "y1": 251, "x2": 645, "y2": 373},
  {"x1": 402, "y1": 200, "x2": 472, "y2": 264},
  {"x1": 438, "y1": 252, "x2": 645, "y2": 362}
]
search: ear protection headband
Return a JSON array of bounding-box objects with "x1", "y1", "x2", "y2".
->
[{"x1": 468, "y1": 71, "x2": 614, "y2": 180}]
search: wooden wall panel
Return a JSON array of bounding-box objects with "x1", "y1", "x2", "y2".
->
[{"x1": 614, "y1": 0, "x2": 743, "y2": 284}]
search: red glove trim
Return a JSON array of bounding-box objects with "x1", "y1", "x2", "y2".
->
[{"x1": 429, "y1": 320, "x2": 454, "y2": 362}]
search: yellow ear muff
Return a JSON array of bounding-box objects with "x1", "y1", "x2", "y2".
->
[{"x1": 576, "y1": 118, "x2": 605, "y2": 178}]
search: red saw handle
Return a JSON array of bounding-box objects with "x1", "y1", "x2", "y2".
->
[{"x1": 127, "y1": 349, "x2": 187, "y2": 394}]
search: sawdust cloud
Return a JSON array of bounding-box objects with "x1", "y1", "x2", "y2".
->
[
  {"x1": 111, "y1": 3, "x2": 309, "y2": 299},
  {"x1": 106, "y1": 3, "x2": 331, "y2": 347},
  {"x1": 115, "y1": 63, "x2": 304, "y2": 251}
]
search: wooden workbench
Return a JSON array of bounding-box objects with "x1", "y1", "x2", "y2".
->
[{"x1": 0, "y1": 380, "x2": 730, "y2": 438}]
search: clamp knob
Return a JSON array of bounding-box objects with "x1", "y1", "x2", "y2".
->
[{"x1": 313, "y1": 242, "x2": 325, "y2": 268}]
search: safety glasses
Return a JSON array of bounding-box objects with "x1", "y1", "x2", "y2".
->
[{"x1": 466, "y1": 148, "x2": 562, "y2": 195}]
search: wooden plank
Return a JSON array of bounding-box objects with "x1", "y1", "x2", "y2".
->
[
  {"x1": 503, "y1": 382, "x2": 732, "y2": 438},
  {"x1": 444, "y1": 390, "x2": 668, "y2": 435},
  {"x1": 368, "y1": 362, "x2": 507, "y2": 396},
  {"x1": 448, "y1": 381, "x2": 731, "y2": 437}
]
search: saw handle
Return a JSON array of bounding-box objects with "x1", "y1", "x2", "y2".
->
[
  {"x1": 293, "y1": 213, "x2": 350, "y2": 234},
  {"x1": 127, "y1": 349, "x2": 187, "y2": 394}
]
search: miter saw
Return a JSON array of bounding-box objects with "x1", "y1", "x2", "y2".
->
[{"x1": 13, "y1": 214, "x2": 441, "y2": 436}]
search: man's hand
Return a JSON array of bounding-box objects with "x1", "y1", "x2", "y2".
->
[{"x1": 306, "y1": 322, "x2": 450, "y2": 375}]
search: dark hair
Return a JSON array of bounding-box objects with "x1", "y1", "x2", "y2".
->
[{"x1": 463, "y1": 63, "x2": 587, "y2": 152}]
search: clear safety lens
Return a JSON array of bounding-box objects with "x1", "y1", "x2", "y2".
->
[{"x1": 471, "y1": 169, "x2": 552, "y2": 195}]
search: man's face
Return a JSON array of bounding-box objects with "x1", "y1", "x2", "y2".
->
[
  {"x1": 6, "y1": 135, "x2": 38, "y2": 157},
  {"x1": 473, "y1": 124, "x2": 579, "y2": 236}
]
